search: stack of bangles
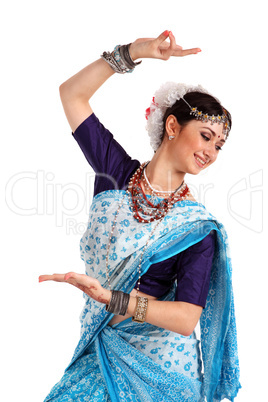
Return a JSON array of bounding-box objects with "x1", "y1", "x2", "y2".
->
[
  {"x1": 101, "y1": 44, "x2": 142, "y2": 74},
  {"x1": 106, "y1": 290, "x2": 148, "y2": 323}
]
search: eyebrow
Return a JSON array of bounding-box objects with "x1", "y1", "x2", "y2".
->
[{"x1": 201, "y1": 127, "x2": 226, "y2": 143}]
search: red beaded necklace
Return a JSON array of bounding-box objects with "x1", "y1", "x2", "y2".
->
[{"x1": 127, "y1": 162, "x2": 190, "y2": 223}]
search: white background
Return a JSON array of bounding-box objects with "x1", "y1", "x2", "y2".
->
[{"x1": 1, "y1": 0, "x2": 267, "y2": 400}]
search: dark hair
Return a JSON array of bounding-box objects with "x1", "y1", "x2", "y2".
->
[{"x1": 162, "y1": 91, "x2": 232, "y2": 140}]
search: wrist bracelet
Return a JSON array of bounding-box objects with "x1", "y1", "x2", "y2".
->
[
  {"x1": 106, "y1": 290, "x2": 130, "y2": 316},
  {"x1": 101, "y1": 43, "x2": 142, "y2": 74},
  {"x1": 132, "y1": 296, "x2": 148, "y2": 323},
  {"x1": 119, "y1": 44, "x2": 142, "y2": 70}
]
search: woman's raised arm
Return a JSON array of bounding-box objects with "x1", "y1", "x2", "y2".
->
[
  {"x1": 59, "y1": 58, "x2": 114, "y2": 133},
  {"x1": 59, "y1": 31, "x2": 201, "y2": 132}
]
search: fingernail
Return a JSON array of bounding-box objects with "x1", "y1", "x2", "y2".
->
[{"x1": 164, "y1": 30, "x2": 169, "y2": 36}]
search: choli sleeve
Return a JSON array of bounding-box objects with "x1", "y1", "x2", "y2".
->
[
  {"x1": 72, "y1": 113, "x2": 139, "y2": 195},
  {"x1": 175, "y1": 231, "x2": 216, "y2": 307},
  {"x1": 136, "y1": 231, "x2": 216, "y2": 308}
]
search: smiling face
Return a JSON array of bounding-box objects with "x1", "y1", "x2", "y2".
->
[{"x1": 165, "y1": 116, "x2": 226, "y2": 175}]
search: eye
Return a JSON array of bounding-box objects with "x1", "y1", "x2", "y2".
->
[
  {"x1": 201, "y1": 133, "x2": 223, "y2": 151},
  {"x1": 201, "y1": 133, "x2": 210, "y2": 141}
]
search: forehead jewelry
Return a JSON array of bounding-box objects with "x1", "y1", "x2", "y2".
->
[{"x1": 181, "y1": 97, "x2": 230, "y2": 138}]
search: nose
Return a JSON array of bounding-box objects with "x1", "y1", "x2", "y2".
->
[{"x1": 203, "y1": 142, "x2": 217, "y2": 162}]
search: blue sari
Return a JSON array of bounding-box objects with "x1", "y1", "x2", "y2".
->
[{"x1": 44, "y1": 190, "x2": 241, "y2": 401}]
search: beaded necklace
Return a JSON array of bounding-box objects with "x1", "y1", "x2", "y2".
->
[
  {"x1": 127, "y1": 162, "x2": 190, "y2": 223},
  {"x1": 105, "y1": 162, "x2": 190, "y2": 295}
]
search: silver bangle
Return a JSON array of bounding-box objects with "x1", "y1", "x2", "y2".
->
[
  {"x1": 106, "y1": 290, "x2": 130, "y2": 316},
  {"x1": 119, "y1": 44, "x2": 142, "y2": 69},
  {"x1": 101, "y1": 44, "x2": 142, "y2": 74}
]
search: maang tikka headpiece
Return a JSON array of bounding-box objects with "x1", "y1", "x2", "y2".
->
[
  {"x1": 181, "y1": 97, "x2": 230, "y2": 137},
  {"x1": 145, "y1": 82, "x2": 230, "y2": 151}
]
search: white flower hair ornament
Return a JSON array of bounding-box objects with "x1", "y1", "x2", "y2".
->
[{"x1": 145, "y1": 82, "x2": 229, "y2": 151}]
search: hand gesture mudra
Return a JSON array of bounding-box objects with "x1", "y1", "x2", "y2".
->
[
  {"x1": 39, "y1": 273, "x2": 111, "y2": 305},
  {"x1": 130, "y1": 30, "x2": 201, "y2": 61}
]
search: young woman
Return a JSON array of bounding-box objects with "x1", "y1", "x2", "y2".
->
[{"x1": 39, "y1": 31, "x2": 241, "y2": 401}]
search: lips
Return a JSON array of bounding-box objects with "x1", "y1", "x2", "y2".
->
[{"x1": 194, "y1": 154, "x2": 207, "y2": 168}]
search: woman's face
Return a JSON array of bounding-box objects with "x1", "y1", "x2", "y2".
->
[{"x1": 166, "y1": 118, "x2": 226, "y2": 175}]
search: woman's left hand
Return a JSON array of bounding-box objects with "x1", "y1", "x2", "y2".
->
[
  {"x1": 39, "y1": 272, "x2": 111, "y2": 305},
  {"x1": 130, "y1": 31, "x2": 201, "y2": 61}
]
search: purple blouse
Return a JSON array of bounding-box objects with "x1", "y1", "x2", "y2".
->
[{"x1": 72, "y1": 113, "x2": 215, "y2": 308}]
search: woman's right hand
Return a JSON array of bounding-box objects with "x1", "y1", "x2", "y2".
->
[{"x1": 130, "y1": 31, "x2": 201, "y2": 61}]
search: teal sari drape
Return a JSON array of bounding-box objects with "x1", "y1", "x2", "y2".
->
[{"x1": 44, "y1": 191, "x2": 241, "y2": 402}]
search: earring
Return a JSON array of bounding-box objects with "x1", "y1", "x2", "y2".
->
[{"x1": 169, "y1": 136, "x2": 175, "y2": 141}]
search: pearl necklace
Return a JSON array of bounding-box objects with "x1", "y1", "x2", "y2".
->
[{"x1": 143, "y1": 166, "x2": 182, "y2": 195}]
